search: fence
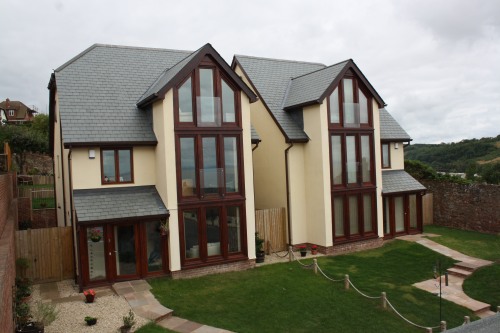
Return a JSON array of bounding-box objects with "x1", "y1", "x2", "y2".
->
[
  {"x1": 255, "y1": 207, "x2": 287, "y2": 252},
  {"x1": 15, "y1": 227, "x2": 74, "y2": 283}
]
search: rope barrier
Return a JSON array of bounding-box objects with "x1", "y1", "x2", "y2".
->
[
  {"x1": 385, "y1": 298, "x2": 440, "y2": 330},
  {"x1": 315, "y1": 264, "x2": 344, "y2": 282},
  {"x1": 290, "y1": 249, "x2": 315, "y2": 268},
  {"x1": 347, "y1": 279, "x2": 382, "y2": 299},
  {"x1": 267, "y1": 242, "x2": 290, "y2": 258}
]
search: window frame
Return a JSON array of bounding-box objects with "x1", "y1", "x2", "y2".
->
[
  {"x1": 100, "y1": 147, "x2": 134, "y2": 185},
  {"x1": 381, "y1": 143, "x2": 391, "y2": 169},
  {"x1": 8, "y1": 110, "x2": 15, "y2": 117}
]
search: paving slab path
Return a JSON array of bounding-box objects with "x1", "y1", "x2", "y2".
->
[{"x1": 397, "y1": 234, "x2": 496, "y2": 318}]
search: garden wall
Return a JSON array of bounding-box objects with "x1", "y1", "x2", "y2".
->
[
  {"x1": 421, "y1": 180, "x2": 500, "y2": 234},
  {"x1": 0, "y1": 173, "x2": 17, "y2": 333}
]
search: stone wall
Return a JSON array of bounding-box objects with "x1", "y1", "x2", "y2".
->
[
  {"x1": 421, "y1": 180, "x2": 500, "y2": 234},
  {"x1": 0, "y1": 173, "x2": 17, "y2": 333},
  {"x1": 326, "y1": 237, "x2": 384, "y2": 256}
]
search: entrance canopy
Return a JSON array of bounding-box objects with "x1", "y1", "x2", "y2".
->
[
  {"x1": 382, "y1": 170, "x2": 426, "y2": 194},
  {"x1": 74, "y1": 186, "x2": 168, "y2": 223}
]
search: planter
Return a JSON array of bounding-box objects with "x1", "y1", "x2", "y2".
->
[
  {"x1": 16, "y1": 322, "x2": 44, "y2": 333},
  {"x1": 300, "y1": 251, "x2": 307, "y2": 257},
  {"x1": 85, "y1": 295, "x2": 95, "y2": 303},
  {"x1": 120, "y1": 326, "x2": 132, "y2": 333},
  {"x1": 256, "y1": 251, "x2": 265, "y2": 263},
  {"x1": 85, "y1": 318, "x2": 97, "y2": 326},
  {"x1": 311, "y1": 249, "x2": 318, "y2": 255},
  {"x1": 90, "y1": 236, "x2": 101, "y2": 242}
]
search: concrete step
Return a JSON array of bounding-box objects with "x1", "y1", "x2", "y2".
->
[
  {"x1": 454, "y1": 261, "x2": 481, "y2": 272},
  {"x1": 447, "y1": 267, "x2": 473, "y2": 278},
  {"x1": 475, "y1": 306, "x2": 493, "y2": 316}
]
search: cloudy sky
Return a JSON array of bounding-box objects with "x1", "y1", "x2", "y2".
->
[{"x1": 1, "y1": 0, "x2": 499, "y2": 143}]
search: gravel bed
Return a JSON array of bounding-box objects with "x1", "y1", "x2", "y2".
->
[{"x1": 30, "y1": 283, "x2": 151, "y2": 333}]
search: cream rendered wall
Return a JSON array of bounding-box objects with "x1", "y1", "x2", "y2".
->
[
  {"x1": 71, "y1": 147, "x2": 156, "y2": 189},
  {"x1": 389, "y1": 143, "x2": 405, "y2": 170},
  {"x1": 373, "y1": 103, "x2": 384, "y2": 237},
  {"x1": 234, "y1": 65, "x2": 288, "y2": 212},
  {"x1": 299, "y1": 103, "x2": 333, "y2": 247},
  {"x1": 287, "y1": 145, "x2": 306, "y2": 245},
  {"x1": 153, "y1": 89, "x2": 181, "y2": 272},
  {"x1": 241, "y1": 91, "x2": 256, "y2": 259}
]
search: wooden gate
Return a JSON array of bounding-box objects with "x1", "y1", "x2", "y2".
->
[
  {"x1": 15, "y1": 227, "x2": 74, "y2": 282},
  {"x1": 422, "y1": 193, "x2": 433, "y2": 225},
  {"x1": 255, "y1": 208, "x2": 287, "y2": 252}
]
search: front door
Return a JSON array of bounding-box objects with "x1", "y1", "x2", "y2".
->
[
  {"x1": 383, "y1": 193, "x2": 422, "y2": 238},
  {"x1": 81, "y1": 221, "x2": 168, "y2": 287}
]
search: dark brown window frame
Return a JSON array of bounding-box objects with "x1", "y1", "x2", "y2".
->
[
  {"x1": 382, "y1": 193, "x2": 423, "y2": 239},
  {"x1": 381, "y1": 143, "x2": 391, "y2": 169},
  {"x1": 100, "y1": 147, "x2": 134, "y2": 185}
]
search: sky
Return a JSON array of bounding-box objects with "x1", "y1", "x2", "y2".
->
[{"x1": 1, "y1": 0, "x2": 499, "y2": 144}]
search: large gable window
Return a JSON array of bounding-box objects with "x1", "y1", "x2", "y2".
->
[
  {"x1": 328, "y1": 77, "x2": 372, "y2": 128},
  {"x1": 101, "y1": 148, "x2": 133, "y2": 184}
]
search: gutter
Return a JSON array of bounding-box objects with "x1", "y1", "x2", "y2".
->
[
  {"x1": 68, "y1": 148, "x2": 81, "y2": 290},
  {"x1": 284, "y1": 143, "x2": 293, "y2": 246}
]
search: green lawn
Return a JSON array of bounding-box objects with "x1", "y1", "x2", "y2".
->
[
  {"x1": 424, "y1": 225, "x2": 500, "y2": 261},
  {"x1": 32, "y1": 197, "x2": 55, "y2": 209},
  {"x1": 424, "y1": 225, "x2": 500, "y2": 312},
  {"x1": 150, "y1": 241, "x2": 477, "y2": 333},
  {"x1": 135, "y1": 323, "x2": 176, "y2": 333}
]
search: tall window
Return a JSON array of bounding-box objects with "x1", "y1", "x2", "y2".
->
[
  {"x1": 329, "y1": 75, "x2": 376, "y2": 241},
  {"x1": 381, "y1": 143, "x2": 390, "y2": 168},
  {"x1": 101, "y1": 148, "x2": 133, "y2": 184},
  {"x1": 175, "y1": 59, "x2": 246, "y2": 266}
]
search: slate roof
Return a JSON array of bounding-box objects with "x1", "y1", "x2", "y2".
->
[
  {"x1": 380, "y1": 108, "x2": 411, "y2": 142},
  {"x1": 73, "y1": 186, "x2": 168, "y2": 223},
  {"x1": 445, "y1": 314, "x2": 500, "y2": 333},
  {"x1": 251, "y1": 125, "x2": 261, "y2": 143},
  {"x1": 234, "y1": 55, "x2": 326, "y2": 142},
  {"x1": 53, "y1": 44, "x2": 192, "y2": 145},
  {"x1": 382, "y1": 170, "x2": 426, "y2": 194},
  {"x1": 283, "y1": 61, "x2": 349, "y2": 109}
]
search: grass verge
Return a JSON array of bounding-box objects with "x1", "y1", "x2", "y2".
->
[
  {"x1": 135, "y1": 322, "x2": 176, "y2": 333},
  {"x1": 463, "y1": 264, "x2": 500, "y2": 311},
  {"x1": 150, "y1": 240, "x2": 476, "y2": 333}
]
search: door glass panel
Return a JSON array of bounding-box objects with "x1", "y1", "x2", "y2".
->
[
  {"x1": 180, "y1": 137, "x2": 196, "y2": 196},
  {"x1": 224, "y1": 137, "x2": 238, "y2": 192},
  {"x1": 114, "y1": 225, "x2": 136, "y2": 276},
  {"x1": 346, "y1": 136, "x2": 357, "y2": 184},
  {"x1": 184, "y1": 210, "x2": 199, "y2": 259},
  {"x1": 118, "y1": 149, "x2": 131, "y2": 182},
  {"x1": 384, "y1": 198, "x2": 390, "y2": 234},
  {"x1": 206, "y1": 207, "x2": 221, "y2": 256},
  {"x1": 179, "y1": 78, "x2": 193, "y2": 122},
  {"x1": 409, "y1": 194, "x2": 417, "y2": 228},
  {"x1": 331, "y1": 136, "x2": 342, "y2": 185},
  {"x1": 199, "y1": 68, "x2": 215, "y2": 123},
  {"x1": 87, "y1": 226, "x2": 106, "y2": 281},
  {"x1": 222, "y1": 79, "x2": 235, "y2": 122},
  {"x1": 329, "y1": 87, "x2": 340, "y2": 123},
  {"x1": 334, "y1": 197, "x2": 344, "y2": 236},
  {"x1": 363, "y1": 194, "x2": 372, "y2": 232},
  {"x1": 146, "y1": 221, "x2": 163, "y2": 272},
  {"x1": 361, "y1": 135, "x2": 371, "y2": 183},
  {"x1": 227, "y1": 206, "x2": 241, "y2": 253},
  {"x1": 349, "y1": 196, "x2": 359, "y2": 235},
  {"x1": 395, "y1": 197, "x2": 405, "y2": 232},
  {"x1": 202, "y1": 137, "x2": 219, "y2": 194},
  {"x1": 102, "y1": 150, "x2": 115, "y2": 182}
]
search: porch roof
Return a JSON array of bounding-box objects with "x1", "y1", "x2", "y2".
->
[
  {"x1": 382, "y1": 170, "x2": 426, "y2": 194},
  {"x1": 73, "y1": 186, "x2": 168, "y2": 223}
]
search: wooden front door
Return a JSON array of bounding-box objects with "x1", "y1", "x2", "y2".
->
[{"x1": 383, "y1": 193, "x2": 422, "y2": 238}]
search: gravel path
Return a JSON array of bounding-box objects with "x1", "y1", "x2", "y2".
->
[{"x1": 31, "y1": 281, "x2": 151, "y2": 333}]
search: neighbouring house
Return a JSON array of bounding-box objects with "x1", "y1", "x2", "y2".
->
[
  {"x1": 48, "y1": 44, "x2": 258, "y2": 289},
  {"x1": 0, "y1": 99, "x2": 37, "y2": 124},
  {"x1": 233, "y1": 55, "x2": 425, "y2": 253}
]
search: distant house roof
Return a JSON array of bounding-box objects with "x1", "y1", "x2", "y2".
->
[
  {"x1": 0, "y1": 99, "x2": 36, "y2": 121},
  {"x1": 233, "y1": 55, "x2": 385, "y2": 142},
  {"x1": 382, "y1": 170, "x2": 426, "y2": 194},
  {"x1": 379, "y1": 109, "x2": 411, "y2": 142},
  {"x1": 73, "y1": 186, "x2": 168, "y2": 223},
  {"x1": 50, "y1": 43, "x2": 256, "y2": 147}
]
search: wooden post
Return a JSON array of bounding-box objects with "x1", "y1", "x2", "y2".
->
[
  {"x1": 313, "y1": 259, "x2": 317, "y2": 274},
  {"x1": 426, "y1": 328, "x2": 432, "y2": 333},
  {"x1": 289, "y1": 246, "x2": 293, "y2": 262},
  {"x1": 497, "y1": 305, "x2": 500, "y2": 313},
  {"x1": 440, "y1": 321, "x2": 446, "y2": 332},
  {"x1": 381, "y1": 292, "x2": 387, "y2": 309},
  {"x1": 344, "y1": 274, "x2": 349, "y2": 290},
  {"x1": 464, "y1": 316, "x2": 470, "y2": 324}
]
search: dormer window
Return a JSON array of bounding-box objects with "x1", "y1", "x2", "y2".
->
[{"x1": 9, "y1": 110, "x2": 14, "y2": 117}]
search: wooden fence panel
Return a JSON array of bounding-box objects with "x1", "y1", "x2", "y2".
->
[
  {"x1": 422, "y1": 193, "x2": 433, "y2": 225},
  {"x1": 15, "y1": 227, "x2": 74, "y2": 283},
  {"x1": 255, "y1": 208, "x2": 287, "y2": 252}
]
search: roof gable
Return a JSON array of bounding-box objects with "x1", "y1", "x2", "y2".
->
[
  {"x1": 137, "y1": 43, "x2": 256, "y2": 108},
  {"x1": 380, "y1": 108, "x2": 412, "y2": 142}
]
